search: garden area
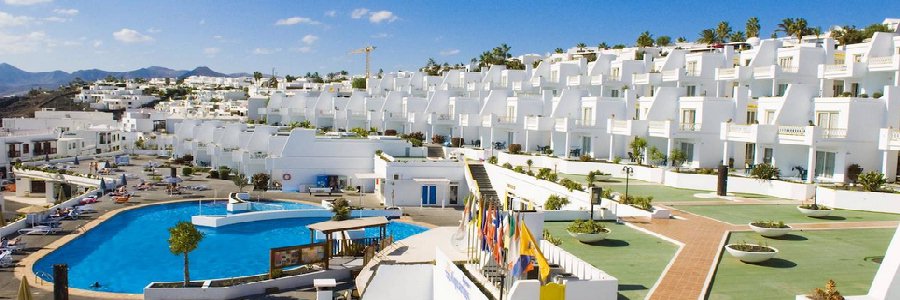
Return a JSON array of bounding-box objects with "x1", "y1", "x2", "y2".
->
[
  {"x1": 708, "y1": 228, "x2": 894, "y2": 299},
  {"x1": 671, "y1": 204, "x2": 900, "y2": 225},
  {"x1": 544, "y1": 221, "x2": 679, "y2": 300},
  {"x1": 556, "y1": 174, "x2": 783, "y2": 203}
]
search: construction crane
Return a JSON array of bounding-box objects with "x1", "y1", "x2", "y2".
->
[{"x1": 350, "y1": 45, "x2": 376, "y2": 78}]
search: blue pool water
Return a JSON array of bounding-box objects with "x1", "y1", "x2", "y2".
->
[
  {"x1": 198, "y1": 199, "x2": 321, "y2": 215},
  {"x1": 33, "y1": 201, "x2": 427, "y2": 293}
]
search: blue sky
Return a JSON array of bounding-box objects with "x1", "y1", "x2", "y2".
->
[{"x1": 0, "y1": 0, "x2": 898, "y2": 75}]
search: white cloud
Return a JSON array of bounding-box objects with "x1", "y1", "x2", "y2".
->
[
  {"x1": 324, "y1": 10, "x2": 336, "y2": 17},
  {"x1": 3, "y1": 0, "x2": 51, "y2": 6},
  {"x1": 52, "y1": 8, "x2": 78, "y2": 15},
  {"x1": 147, "y1": 27, "x2": 161, "y2": 33},
  {"x1": 301, "y1": 34, "x2": 318, "y2": 45},
  {"x1": 275, "y1": 17, "x2": 320, "y2": 26},
  {"x1": 92, "y1": 39, "x2": 102, "y2": 48},
  {"x1": 42, "y1": 16, "x2": 66, "y2": 23},
  {"x1": 368, "y1": 10, "x2": 397, "y2": 23},
  {"x1": 203, "y1": 47, "x2": 221, "y2": 56},
  {"x1": 0, "y1": 11, "x2": 32, "y2": 27},
  {"x1": 371, "y1": 33, "x2": 391, "y2": 39},
  {"x1": 439, "y1": 49, "x2": 460, "y2": 56},
  {"x1": 253, "y1": 47, "x2": 281, "y2": 55},
  {"x1": 350, "y1": 8, "x2": 369, "y2": 19},
  {"x1": 112, "y1": 28, "x2": 154, "y2": 43},
  {"x1": 292, "y1": 46, "x2": 312, "y2": 53},
  {"x1": 0, "y1": 31, "x2": 48, "y2": 54}
]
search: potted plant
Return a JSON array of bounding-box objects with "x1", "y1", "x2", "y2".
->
[
  {"x1": 797, "y1": 203, "x2": 833, "y2": 217},
  {"x1": 724, "y1": 241, "x2": 778, "y2": 263},
  {"x1": 566, "y1": 219, "x2": 610, "y2": 243},
  {"x1": 748, "y1": 220, "x2": 792, "y2": 237}
]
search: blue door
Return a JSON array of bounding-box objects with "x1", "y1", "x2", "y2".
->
[
  {"x1": 421, "y1": 185, "x2": 438, "y2": 205},
  {"x1": 421, "y1": 186, "x2": 428, "y2": 205}
]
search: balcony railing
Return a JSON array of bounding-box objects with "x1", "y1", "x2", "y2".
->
[
  {"x1": 780, "y1": 66, "x2": 799, "y2": 73},
  {"x1": 778, "y1": 125, "x2": 807, "y2": 136},
  {"x1": 661, "y1": 69, "x2": 679, "y2": 81},
  {"x1": 821, "y1": 127, "x2": 847, "y2": 139},
  {"x1": 891, "y1": 129, "x2": 900, "y2": 141},
  {"x1": 648, "y1": 120, "x2": 668, "y2": 134},
  {"x1": 498, "y1": 115, "x2": 516, "y2": 124},
  {"x1": 824, "y1": 64, "x2": 848, "y2": 74},
  {"x1": 633, "y1": 73, "x2": 650, "y2": 83},
  {"x1": 575, "y1": 119, "x2": 595, "y2": 127},
  {"x1": 727, "y1": 124, "x2": 753, "y2": 134},
  {"x1": 250, "y1": 152, "x2": 268, "y2": 159},
  {"x1": 869, "y1": 56, "x2": 894, "y2": 66},
  {"x1": 717, "y1": 67, "x2": 736, "y2": 77},
  {"x1": 678, "y1": 122, "x2": 700, "y2": 132},
  {"x1": 753, "y1": 66, "x2": 773, "y2": 76},
  {"x1": 610, "y1": 120, "x2": 628, "y2": 129}
]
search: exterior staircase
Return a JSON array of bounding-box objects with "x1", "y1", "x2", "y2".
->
[
  {"x1": 467, "y1": 163, "x2": 499, "y2": 205},
  {"x1": 426, "y1": 145, "x2": 444, "y2": 158}
]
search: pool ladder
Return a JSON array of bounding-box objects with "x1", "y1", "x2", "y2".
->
[{"x1": 35, "y1": 271, "x2": 53, "y2": 286}]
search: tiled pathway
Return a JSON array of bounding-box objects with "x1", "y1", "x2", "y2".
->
[{"x1": 626, "y1": 207, "x2": 899, "y2": 300}]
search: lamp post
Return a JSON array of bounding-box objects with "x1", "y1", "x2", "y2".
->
[{"x1": 620, "y1": 166, "x2": 634, "y2": 224}]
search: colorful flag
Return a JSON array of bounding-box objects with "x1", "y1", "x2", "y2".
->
[{"x1": 519, "y1": 222, "x2": 551, "y2": 283}]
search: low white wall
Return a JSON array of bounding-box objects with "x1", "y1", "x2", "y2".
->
[
  {"x1": 539, "y1": 240, "x2": 618, "y2": 300},
  {"x1": 816, "y1": 187, "x2": 900, "y2": 214},
  {"x1": 191, "y1": 209, "x2": 402, "y2": 227},
  {"x1": 144, "y1": 268, "x2": 351, "y2": 300},
  {"x1": 1, "y1": 188, "x2": 99, "y2": 237},
  {"x1": 483, "y1": 163, "x2": 591, "y2": 209}
]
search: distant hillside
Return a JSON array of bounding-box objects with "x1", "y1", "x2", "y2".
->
[
  {"x1": 0, "y1": 63, "x2": 240, "y2": 96},
  {"x1": 0, "y1": 88, "x2": 88, "y2": 118}
]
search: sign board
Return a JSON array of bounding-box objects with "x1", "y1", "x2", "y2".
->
[
  {"x1": 590, "y1": 187, "x2": 603, "y2": 205},
  {"x1": 270, "y1": 243, "x2": 326, "y2": 271},
  {"x1": 433, "y1": 249, "x2": 489, "y2": 300}
]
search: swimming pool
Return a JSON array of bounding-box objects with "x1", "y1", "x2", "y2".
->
[
  {"x1": 198, "y1": 199, "x2": 321, "y2": 215},
  {"x1": 33, "y1": 201, "x2": 427, "y2": 293}
]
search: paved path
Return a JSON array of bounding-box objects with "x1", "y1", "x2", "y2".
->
[{"x1": 627, "y1": 206, "x2": 899, "y2": 300}]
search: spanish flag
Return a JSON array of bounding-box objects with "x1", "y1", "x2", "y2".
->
[{"x1": 519, "y1": 222, "x2": 550, "y2": 283}]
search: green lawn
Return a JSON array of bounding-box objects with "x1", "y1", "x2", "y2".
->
[
  {"x1": 672, "y1": 204, "x2": 900, "y2": 225},
  {"x1": 544, "y1": 221, "x2": 679, "y2": 300},
  {"x1": 708, "y1": 229, "x2": 894, "y2": 299},
  {"x1": 558, "y1": 173, "x2": 782, "y2": 202}
]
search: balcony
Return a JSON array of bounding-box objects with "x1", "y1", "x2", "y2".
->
[
  {"x1": 868, "y1": 55, "x2": 899, "y2": 72},
  {"x1": 566, "y1": 75, "x2": 587, "y2": 87},
  {"x1": 427, "y1": 113, "x2": 454, "y2": 125},
  {"x1": 679, "y1": 122, "x2": 701, "y2": 132},
  {"x1": 607, "y1": 119, "x2": 648, "y2": 136},
  {"x1": 530, "y1": 76, "x2": 545, "y2": 87},
  {"x1": 820, "y1": 64, "x2": 854, "y2": 78},
  {"x1": 383, "y1": 111, "x2": 405, "y2": 122},
  {"x1": 752, "y1": 65, "x2": 778, "y2": 79},
  {"x1": 879, "y1": 128, "x2": 900, "y2": 150},
  {"x1": 590, "y1": 74, "x2": 620, "y2": 86},
  {"x1": 648, "y1": 120, "x2": 670, "y2": 137},
  {"x1": 820, "y1": 127, "x2": 847, "y2": 139},
  {"x1": 249, "y1": 151, "x2": 268, "y2": 159},
  {"x1": 347, "y1": 110, "x2": 367, "y2": 120},
  {"x1": 632, "y1": 73, "x2": 661, "y2": 85},
  {"x1": 661, "y1": 69, "x2": 681, "y2": 81},
  {"x1": 524, "y1": 116, "x2": 553, "y2": 131},
  {"x1": 720, "y1": 123, "x2": 777, "y2": 143},
  {"x1": 777, "y1": 125, "x2": 814, "y2": 145},
  {"x1": 511, "y1": 81, "x2": 529, "y2": 91},
  {"x1": 482, "y1": 114, "x2": 517, "y2": 127}
]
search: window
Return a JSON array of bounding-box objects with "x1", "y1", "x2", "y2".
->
[
  {"x1": 582, "y1": 136, "x2": 592, "y2": 154},
  {"x1": 686, "y1": 85, "x2": 697, "y2": 96},
  {"x1": 763, "y1": 148, "x2": 774, "y2": 164},
  {"x1": 746, "y1": 110, "x2": 757, "y2": 124},
  {"x1": 777, "y1": 56, "x2": 794, "y2": 68},
  {"x1": 744, "y1": 59, "x2": 751, "y2": 66},
  {"x1": 680, "y1": 109, "x2": 696, "y2": 124},
  {"x1": 765, "y1": 110, "x2": 776, "y2": 125},
  {"x1": 745, "y1": 143, "x2": 756, "y2": 165},
  {"x1": 501, "y1": 75, "x2": 508, "y2": 86},
  {"x1": 550, "y1": 70, "x2": 559, "y2": 82},
  {"x1": 776, "y1": 84, "x2": 789, "y2": 96},
  {"x1": 23, "y1": 144, "x2": 29, "y2": 154},
  {"x1": 680, "y1": 143, "x2": 694, "y2": 162},
  {"x1": 448, "y1": 103, "x2": 455, "y2": 115},
  {"x1": 610, "y1": 89, "x2": 620, "y2": 97},
  {"x1": 814, "y1": 151, "x2": 836, "y2": 178},
  {"x1": 832, "y1": 80, "x2": 844, "y2": 97},
  {"x1": 853, "y1": 54, "x2": 862, "y2": 63},
  {"x1": 506, "y1": 105, "x2": 516, "y2": 120},
  {"x1": 611, "y1": 68, "x2": 620, "y2": 79},
  {"x1": 582, "y1": 107, "x2": 593, "y2": 125},
  {"x1": 815, "y1": 111, "x2": 839, "y2": 129},
  {"x1": 686, "y1": 61, "x2": 698, "y2": 76}
]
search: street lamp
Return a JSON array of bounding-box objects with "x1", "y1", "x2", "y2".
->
[{"x1": 620, "y1": 166, "x2": 634, "y2": 224}]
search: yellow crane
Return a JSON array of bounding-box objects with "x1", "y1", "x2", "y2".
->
[{"x1": 350, "y1": 46, "x2": 376, "y2": 78}]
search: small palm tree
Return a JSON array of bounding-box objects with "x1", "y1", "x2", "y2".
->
[
  {"x1": 746, "y1": 17, "x2": 761, "y2": 38},
  {"x1": 576, "y1": 43, "x2": 587, "y2": 52},
  {"x1": 586, "y1": 172, "x2": 596, "y2": 187},
  {"x1": 554, "y1": 48, "x2": 564, "y2": 54},
  {"x1": 597, "y1": 42, "x2": 609, "y2": 49},
  {"x1": 655, "y1": 36, "x2": 671, "y2": 47},
  {"x1": 232, "y1": 173, "x2": 248, "y2": 192},
  {"x1": 636, "y1": 31, "x2": 654, "y2": 47},
  {"x1": 168, "y1": 221, "x2": 205, "y2": 287},
  {"x1": 698, "y1": 29, "x2": 717, "y2": 44},
  {"x1": 730, "y1": 31, "x2": 746, "y2": 43},
  {"x1": 526, "y1": 159, "x2": 533, "y2": 172},
  {"x1": 716, "y1": 21, "x2": 732, "y2": 43}
]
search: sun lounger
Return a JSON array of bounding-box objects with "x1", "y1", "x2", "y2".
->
[
  {"x1": 0, "y1": 250, "x2": 13, "y2": 267},
  {"x1": 18, "y1": 226, "x2": 62, "y2": 235},
  {"x1": 1, "y1": 238, "x2": 25, "y2": 253},
  {"x1": 76, "y1": 204, "x2": 96, "y2": 213},
  {"x1": 114, "y1": 194, "x2": 131, "y2": 204}
]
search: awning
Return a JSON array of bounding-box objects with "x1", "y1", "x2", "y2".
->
[
  {"x1": 412, "y1": 178, "x2": 451, "y2": 183},
  {"x1": 353, "y1": 173, "x2": 383, "y2": 179},
  {"x1": 307, "y1": 216, "x2": 389, "y2": 234}
]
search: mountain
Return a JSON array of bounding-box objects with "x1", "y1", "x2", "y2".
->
[{"x1": 0, "y1": 63, "x2": 241, "y2": 96}]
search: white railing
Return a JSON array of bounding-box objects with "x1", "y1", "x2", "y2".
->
[
  {"x1": 778, "y1": 125, "x2": 807, "y2": 136},
  {"x1": 662, "y1": 69, "x2": 679, "y2": 80},
  {"x1": 611, "y1": 120, "x2": 628, "y2": 129},
  {"x1": 869, "y1": 56, "x2": 894, "y2": 66},
  {"x1": 717, "y1": 67, "x2": 736, "y2": 77},
  {"x1": 824, "y1": 64, "x2": 848, "y2": 74},
  {"x1": 727, "y1": 124, "x2": 753, "y2": 134},
  {"x1": 648, "y1": 120, "x2": 668, "y2": 133},
  {"x1": 525, "y1": 116, "x2": 541, "y2": 129},
  {"x1": 753, "y1": 66, "x2": 774, "y2": 76},
  {"x1": 780, "y1": 66, "x2": 799, "y2": 73},
  {"x1": 249, "y1": 152, "x2": 268, "y2": 159},
  {"x1": 575, "y1": 119, "x2": 595, "y2": 127},
  {"x1": 633, "y1": 73, "x2": 650, "y2": 83},
  {"x1": 498, "y1": 115, "x2": 516, "y2": 124},
  {"x1": 567, "y1": 75, "x2": 583, "y2": 86},
  {"x1": 458, "y1": 114, "x2": 472, "y2": 126},
  {"x1": 821, "y1": 127, "x2": 847, "y2": 139},
  {"x1": 0, "y1": 129, "x2": 56, "y2": 137},
  {"x1": 890, "y1": 129, "x2": 900, "y2": 141},
  {"x1": 678, "y1": 122, "x2": 700, "y2": 132}
]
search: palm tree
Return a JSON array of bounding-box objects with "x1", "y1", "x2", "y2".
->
[
  {"x1": 636, "y1": 31, "x2": 654, "y2": 47},
  {"x1": 526, "y1": 159, "x2": 533, "y2": 172},
  {"x1": 676, "y1": 36, "x2": 687, "y2": 43},
  {"x1": 232, "y1": 173, "x2": 248, "y2": 192},
  {"x1": 597, "y1": 42, "x2": 609, "y2": 49},
  {"x1": 252, "y1": 71, "x2": 263, "y2": 83},
  {"x1": 716, "y1": 21, "x2": 732, "y2": 43},
  {"x1": 830, "y1": 25, "x2": 864, "y2": 46},
  {"x1": 168, "y1": 221, "x2": 204, "y2": 287},
  {"x1": 746, "y1": 17, "x2": 761, "y2": 38},
  {"x1": 697, "y1": 28, "x2": 717, "y2": 44},
  {"x1": 811, "y1": 26, "x2": 823, "y2": 40},
  {"x1": 576, "y1": 42, "x2": 587, "y2": 52},
  {"x1": 730, "y1": 31, "x2": 746, "y2": 43},
  {"x1": 792, "y1": 18, "x2": 809, "y2": 43},
  {"x1": 554, "y1": 48, "x2": 564, "y2": 54},
  {"x1": 655, "y1": 36, "x2": 672, "y2": 47}
]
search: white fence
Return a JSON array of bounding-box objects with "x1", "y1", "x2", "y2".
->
[
  {"x1": 144, "y1": 268, "x2": 351, "y2": 300},
  {"x1": 815, "y1": 186, "x2": 900, "y2": 214},
  {"x1": 538, "y1": 240, "x2": 619, "y2": 299}
]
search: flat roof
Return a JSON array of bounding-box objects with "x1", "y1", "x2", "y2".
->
[{"x1": 307, "y1": 216, "x2": 389, "y2": 233}]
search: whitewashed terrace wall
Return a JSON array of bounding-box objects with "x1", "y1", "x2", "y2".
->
[
  {"x1": 144, "y1": 268, "x2": 351, "y2": 300},
  {"x1": 815, "y1": 186, "x2": 900, "y2": 214},
  {"x1": 538, "y1": 240, "x2": 618, "y2": 300}
]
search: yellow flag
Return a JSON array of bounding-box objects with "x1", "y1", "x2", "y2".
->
[
  {"x1": 519, "y1": 222, "x2": 550, "y2": 283},
  {"x1": 540, "y1": 282, "x2": 566, "y2": 300}
]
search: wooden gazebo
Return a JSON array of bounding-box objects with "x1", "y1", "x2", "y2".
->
[{"x1": 307, "y1": 216, "x2": 389, "y2": 269}]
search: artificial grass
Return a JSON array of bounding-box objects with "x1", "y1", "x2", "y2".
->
[
  {"x1": 544, "y1": 221, "x2": 679, "y2": 300},
  {"x1": 708, "y1": 228, "x2": 894, "y2": 299},
  {"x1": 558, "y1": 173, "x2": 781, "y2": 202},
  {"x1": 672, "y1": 204, "x2": 900, "y2": 225}
]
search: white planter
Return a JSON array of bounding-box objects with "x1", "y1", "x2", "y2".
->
[
  {"x1": 748, "y1": 223, "x2": 793, "y2": 238},
  {"x1": 567, "y1": 229, "x2": 610, "y2": 243},
  {"x1": 797, "y1": 205, "x2": 833, "y2": 217},
  {"x1": 725, "y1": 244, "x2": 779, "y2": 263}
]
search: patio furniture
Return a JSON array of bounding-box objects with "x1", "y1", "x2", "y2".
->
[
  {"x1": 569, "y1": 148, "x2": 581, "y2": 157},
  {"x1": 627, "y1": 152, "x2": 636, "y2": 162},
  {"x1": 18, "y1": 225, "x2": 62, "y2": 235},
  {"x1": 114, "y1": 193, "x2": 132, "y2": 204},
  {"x1": 0, "y1": 250, "x2": 12, "y2": 267}
]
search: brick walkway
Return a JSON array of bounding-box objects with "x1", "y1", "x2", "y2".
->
[{"x1": 627, "y1": 207, "x2": 900, "y2": 300}]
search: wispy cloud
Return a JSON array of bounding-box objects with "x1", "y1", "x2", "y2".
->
[
  {"x1": 368, "y1": 10, "x2": 397, "y2": 24},
  {"x1": 0, "y1": 31, "x2": 48, "y2": 54},
  {"x1": 147, "y1": 27, "x2": 161, "y2": 33},
  {"x1": 253, "y1": 47, "x2": 281, "y2": 55},
  {"x1": 324, "y1": 10, "x2": 336, "y2": 17},
  {"x1": 0, "y1": 11, "x2": 33, "y2": 27},
  {"x1": 301, "y1": 34, "x2": 318, "y2": 45},
  {"x1": 42, "y1": 16, "x2": 66, "y2": 23},
  {"x1": 350, "y1": 8, "x2": 369, "y2": 19},
  {"x1": 439, "y1": 49, "x2": 460, "y2": 56},
  {"x1": 112, "y1": 28, "x2": 154, "y2": 43},
  {"x1": 292, "y1": 46, "x2": 312, "y2": 53},
  {"x1": 3, "y1": 0, "x2": 51, "y2": 6},
  {"x1": 92, "y1": 39, "x2": 102, "y2": 48},
  {"x1": 371, "y1": 33, "x2": 392, "y2": 39},
  {"x1": 52, "y1": 8, "x2": 78, "y2": 16},
  {"x1": 275, "y1": 17, "x2": 320, "y2": 26},
  {"x1": 203, "y1": 47, "x2": 221, "y2": 56}
]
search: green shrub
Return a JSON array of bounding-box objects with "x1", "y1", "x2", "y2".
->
[
  {"x1": 181, "y1": 167, "x2": 193, "y2": 176},
  {"x1": 543, "y1": 229, "x2": 563, "y2": 246},
  {"x1": 859, "y1": 93, "x2": 868, "y2": 98},
  {"x1": 751, "y1": 163, "x2": 779, "y2": 180},
  {"x1": 559, "y1": 178, "x2": 584, "y2": 192},
  {"x1": 431, "y1": 134, "x2": 446, "y2": 144},
  {"x1": 612, "y1": 156, "x2": 622, "y2": 164},
  {"x1": 857, "y1": 171, "x2": 886, "y2": 192},
  {"x1": 579, "y1": 155, "x2": 593, "y2": 162},
  {"x1": 840, "y1": 92, "x2": 853, "y2": 97},
  {"x1": 487, "y1": 156, "x2": 498, "y2": 164},
  {"x1": 623, "y1": 195, "x2": 653, "y2": 211},
  {"x1": 508, "y1": 144, "x2": 522, "y2": 154},
  {"x1": 331, "y1": 198, "x2": 351, "y2": 221},
  {"x1": 513, "y1": 166, "x2": 525, "y2": 174},
  {"x1": 544, "y1": 195, "x2": 569, "y2": 210},
  {"x1": 873, "y1": 92, "x2": 883, "y2": 99},
  {"x1": 208, "y1": 170, "x2": 219, "y2": 179},
  {"x1": 629, "y1": 137, "x2": 648, "y2": 165},
  {"x1": 502, "y1": 162, "x2": 513, "y2": 169},
  {"x1": 408, "y1": 138, "x2": 423, "y2": 147},
  {"x1": 566, "y1": 219, "x2": 608, "y2": 234}
]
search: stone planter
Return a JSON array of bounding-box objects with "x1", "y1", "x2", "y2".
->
[
  {"x1": 725, "y1": 244, "x2": 778, "y2": 263},
  {"x1": 797, "y1": 205, "x2": 833, "y2": 217},
  {"x1": 567, "y1": 229, "x2": 610, "y2": 243},
  {"x1": 748, "y1": 223, "x2": 792, "y2": 238}
]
